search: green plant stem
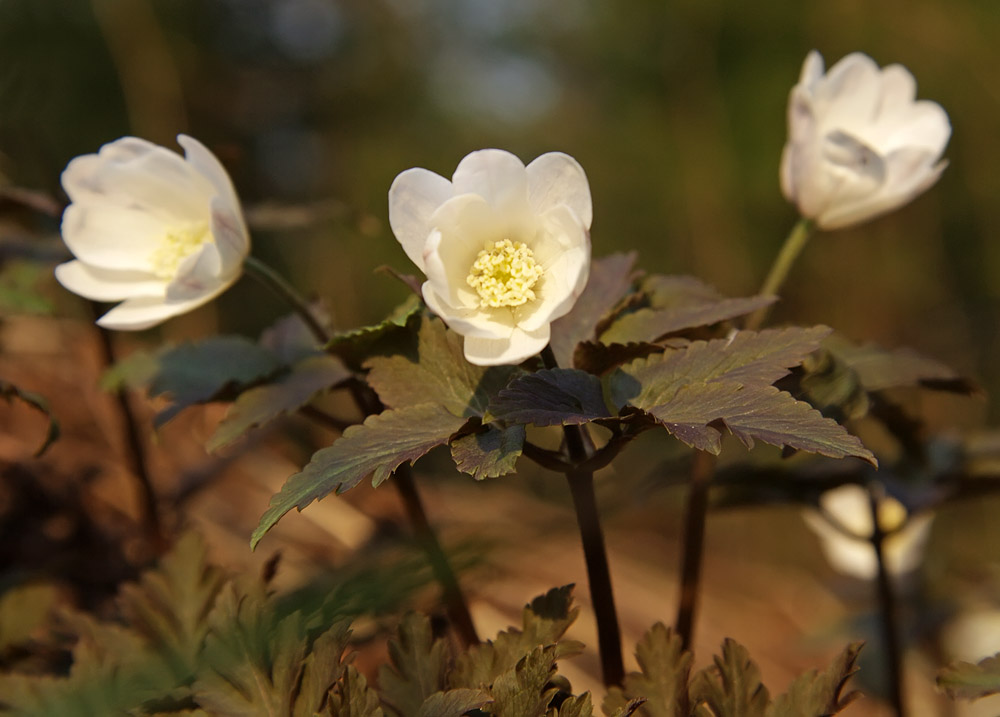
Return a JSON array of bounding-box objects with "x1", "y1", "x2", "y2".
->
[
  {"x1": 675, "y1": 449, "x2": 715, "y2": 651},
  {"x1": 90, "y1": 303, "x2": 166, "y2": 554},
  {"x1": 243, "y1": 255, "x2": 330, "y2": 345},
  {"x1": 542, "y1": 346, "x2": 624, "y2": 686},
  {"x1": 869, "y1": 488, "x2": 907, "y2": 717},
  {"x1": 243, "y1": 254, "x2": 478, "y2": 645},
  {"x1": 744, "y1": 218, "x2": 814, "y2": 331}
]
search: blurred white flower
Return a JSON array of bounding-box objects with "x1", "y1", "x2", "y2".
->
[
  {"x1": 55, "y1": 135, "x2": 249, "y2": 330},
  {"x1": 803, "y1": 484, "x2": 933, "y2": 580},
  {"x1": 780, "y1": 51, "x2": 951, "y2": 230},
  {"x1": 389, "y1": 149, "x2": 591, "y2": 365}
]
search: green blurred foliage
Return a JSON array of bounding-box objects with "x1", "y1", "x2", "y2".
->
[{"x1": 0, "y1": 0, "x2": 996, "y2": 415}]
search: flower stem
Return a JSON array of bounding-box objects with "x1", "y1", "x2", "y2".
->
[
  {"x1": 744, "y1": 218, "x2": 814, "y2": 331},
  {"x1": 243, "y1": 254, "x2": 478, "y2": 645},
  {"x1": 869, "y1": 487, "x2": 907, "y2": 717},
  {"x1": 90, "y1": 303, "x2": 166, "y2": 554},
  {"x1": 542, "y1": 346, "x2": 624, "y2": 686},
  {"x1": 674, "y1": 449, "x2": 715, "y2": 651},
  {"x1": 243, "y1": 255, "x2": 331, "y2": 345}
]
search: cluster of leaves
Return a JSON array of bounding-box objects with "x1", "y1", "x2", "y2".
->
[
  {"x1": 0, "y1": 533, "x2": 864, "y2": 717},
  {"x1": 938, "y1": 652, "x2": 1000, "y2": 703}
]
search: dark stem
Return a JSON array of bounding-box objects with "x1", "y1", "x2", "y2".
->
[
  {"x1": 542, "y1": 345, "x2": 624, "y2": 686},
  {"x1": 869, "y1": 488, "x2": 907, "y2": 717},
  {"x1": 90, "y1": 303, "x2": 166, "y2": 553},
  {"x1": 393, "y1": 462, "x2": 479, "y2": 648},
  {"x1": 675, "y1": 450, "x2": 715, "y2": 651},
  {"x1": 243, "y1": 255, "x2": 478, "y2": 645}
]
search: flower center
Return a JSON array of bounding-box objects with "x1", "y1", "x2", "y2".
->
[
  {"x1": 149, "y1": 224, "x2": 211, "y2": 279},
  {"x1": 466, "y1": 238, "x2": 543, "y2": 308}
]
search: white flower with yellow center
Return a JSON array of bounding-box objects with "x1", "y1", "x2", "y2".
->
[
  {"x1": 55, "y1": 135, "x2": 250, "y2": 330},
  {"x1": 389, "y1": 149, "x2": 592, "y2": 366},
  {"x1": 803, "y1": 484, "x2": 934, "y2": 580},
  {"x1": 781, "y1": 51, "x2": 951, "y2": 230}
]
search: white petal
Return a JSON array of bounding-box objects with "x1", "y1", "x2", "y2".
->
[
  {"x1": 463, "y1": 324, "x2": 551, "y2": 366},
  {"x1": 423, "y1": 196, "x2": 503, "y2": 307},
  {"x1": 877, "y1": 100, "x2": 951, "y2": 153},
  {"x1": 815, "y1": 53, "x2": 882, "y2": 133},
  {"x1": 62, "y1": 137, "x2": 214, "y2": 223},
  {"x1": 388, "y1": 167, "x2": 454, "y2": 272},
  {"x1": 803, "y1": 510, "x2": 878, "y2": 580},
  {"x1": 799, "y1": 50, "x2": 825, "y2": 88},
  {"x1": 96, "y1": 288, "x2": 226, "y2": 331},
  {"x1": 875, "y1": 64, "x2": 917, "y2": 117},
  {"x1": 422, "y1": 282, "x2": 517, "y2": 339},
  {"x1": 452, "y1": 149, "x2": 528, "y2": 213},
  {"x1": 54, "y1": 260, "x2": 165, "y2": 301},
  {"x1": 526, "y1": 152, "x2": 593, "y2": 230},
  {"x1": 210, "y1": 197, "x2": 251, "y2": 270},
  {"x1": 166, "y1": 243, "x2": 226, "y2": 300},
  {"x1": 884, "y1": 513, "x2": 934, "y2": 575},
  {"x1": 61, "y1": 203, "x2": 168, "y2": 270},
  {"x1": 177, "y1": 135, "x2": 243, "y2": 219}
]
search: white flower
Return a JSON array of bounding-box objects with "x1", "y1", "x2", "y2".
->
[
  {"x1": 780, "y1": 50, "x2": 951, "y2": 230},
  {"x1": 388, "y1": 149, "x2": 591, "y2": 366},
  {"x1": 55, "y1": 135, "x2": 250, "y2": 330},
  {"x1": 803, "y1": 484, "x2": 933, "y2": 580}
]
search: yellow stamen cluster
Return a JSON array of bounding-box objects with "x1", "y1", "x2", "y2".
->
[
  {"x1": 149, "y1": 224, "x2": 210, "y2": 279},
  {"x1": 467, "y1": 238, "x2": 543, "y2": 308}
]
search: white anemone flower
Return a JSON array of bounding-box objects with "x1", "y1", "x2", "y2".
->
[
  {"x1": 780, "y1": 50, "x2": 951, "y2": 230},
  {"x1": 55, "y1": 135, "x2": 250, "y2": 330},
  {"x1": 389, "y1": 149, "x2": 591, "y2": 366},
  {"x1": 803, "y1": 484, "x2": 934, "y2": 580}
]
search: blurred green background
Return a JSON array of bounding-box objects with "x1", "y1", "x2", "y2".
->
[{"x1": 2, "y1": 0, "x2": 997, "y2": 412}]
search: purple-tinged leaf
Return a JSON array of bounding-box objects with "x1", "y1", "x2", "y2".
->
[
  {"x1": 827, "y1": 336, "x2": 980, "y2": 395},
  {"x1": 366, "y1": 315, "x2": 521, "y2": 418},
  {"x1": 572, "y1": 340, "x2": 666, "y2": 375},
  {"x1": 487, "y1": 369, "x2": 613, "y2": 426},
  {"x1": 209, "y1": 355, "x2": 352, "y2": 451},
  {"x1": 549, "y1": 252, "x2": 638, "y2": 368},
  {"x1": 451, "y1": 424, "x2": 525, "y2": 479},
  {"x1": 252, "y1": 403, "x2": 467, "y2": 548},
  {"x1": 599, "y1": 295, "x2": 777, "y2": 346}
]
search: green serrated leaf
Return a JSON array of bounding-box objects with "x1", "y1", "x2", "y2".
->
[
  {"x1": 0, "y1": 380, "x2": 59, "y2": 456},
  {"x1": 208, "y1": 355, "x2": 352, "y2": 451},
  {"x1": 690, "y1": 639, "x2": 769, "y2": 717},
  {"x1": 378, "y1": 613, "x2": 449, "y2": 717},
  {"x1": 450, "y1": 424, "x2": 525, "y2": 479},
  {"x1": 603, "y1": 623, "x2": 691, "y2": 717},
  {"x1": 452, "y1": 586, "x2": 582, "y2": 691},
  {"x1": 552, "y1": 692, "x2": 594, "y2": 717},
  {"x1": 416, "y1": 689, "x2": 493, "y2": 717},
  {"x1": 549, "y1": 252, "x2": 638, "y2": 368},
  {"x1": 487, "y1": 369, "x2": 613, "y2": 427},
  {"x1": 605, "y1": 698, "x2": 647, "y2": 717},
  {"x1": 767, "y1": 642, "x2": 862, "y2": 716},
  {"x1": 366, "y1": 315, "x2": 521, "y2": 418},
  {"x1": 938, "y1": 653, "x2": 1000, "y2": 701},
  {"x1": 327, "y1": 295, "x2": 422, "y2": 369},
  {"x1": 607, "y1": 328, "x2": 875, "y2": 463},
  {"x1": 118, "y1": 532, "x2": 227, "y2": 682},
  {"x1": 793, "y1": 350, "x2": 870, "y2": 422},
  {"x1": 102, "y1": 337, "x2": 283, "y2": 426},
  {"x1": 488, "y1": 645, "x2": 560, "y2": 717},
  {"x1": 252, "y1": 403, "x2": 467, "y2": 548},
  {"x1": 327, "y1": 665, "x2": 385, "y2": 717},
  {"x1": 600, "y1": 295, "x2": 776, "y2": 346},
  {"x1": 294, "y1": 619, "x2": 353, "y2": 717}
]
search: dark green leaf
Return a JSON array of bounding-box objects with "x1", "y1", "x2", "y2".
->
[
  {"x1": 553, "y1": 693, "x2": 594, "y2": 717},
  {"x1": 572, "y1": 341, "x2": 665, "y2": 376},
  {"x1": 327, "y1": 295, "x2": 422, "y2": 370},
  {"x1": 451, "y1": 424, "x2": 525, "y2": 479},
  {"x1": 208, "y1": 355, "x2": 352, "y2": 451},
  {"x1": 259, "y1": 305, "x2": 331, "y2": 364},
  {"x1": 600, "y1": 295, "x2": 775, "y2": 346},
  {"x1": 295, "y1": 620, "x2": 354, "y2": 717},
  {"x1": 0, "y1": 379, "x2": 59, "y2": 456},
  {"x1": 102, "y1": 337, "x2": 282, "y2": 426},
  {"x1": 416, "y1": 689, "x2": 492, "y2": 717},
  {"x1": 790, "y1": 350, "x2": 870, "y2": 422},
  {"x1": 366, "y1": 315, "x2": 522, "y2": 418},
  {"x1": 603, "y1": 623, "x2": 691, "y2": 717},
  {"x1": 252, "y1": 403, "x2": 467, "y2": 548},
  {"x1": 549, "y1": 252, "x2": 638, "y2": 368},
  {"x1": 487, "y1": 369, "x2": 613, "y2": 426},
  {"x1": 605, "y1": 698, "x2": 647, "y2": 717},
  {"x1": 378, "y1": 613, "x2": 449, "y2": 717},
  {"x1": 826, "y1": 337, "x2": 978, "y2": 395},
  {"x1": 938, "y1": 653, "x2": 1000, "y2": 701},
  {"x1": 767, "y1": 642, "x2": 862, "y2": 716},
  {"x1": 487, "y1": 645, "x2": 560, "y2": 717},
  {"x1": 327, "y1": 665, "x2": 385, "y2": 717},
  {"x1": 690, "y1": 639, "x2": 769, "y2": 717}
]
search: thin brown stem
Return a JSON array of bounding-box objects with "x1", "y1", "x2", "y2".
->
[
  {"x1": 675, "y1": 450, "x2": 715, "y2": 651},
  {"x1": 869, "y1": 488, "x2": 907, "y2": 717},
  {"x1": 91, "y1": 303, "x2": 166, "y2": 554},
  {"x1": 542, "y1": 345, "x2": 624, "y2": 686}
]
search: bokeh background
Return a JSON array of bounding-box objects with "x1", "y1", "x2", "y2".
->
[{"x1": 1, "y1": 1, "x2": 999, "y2": 715}]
